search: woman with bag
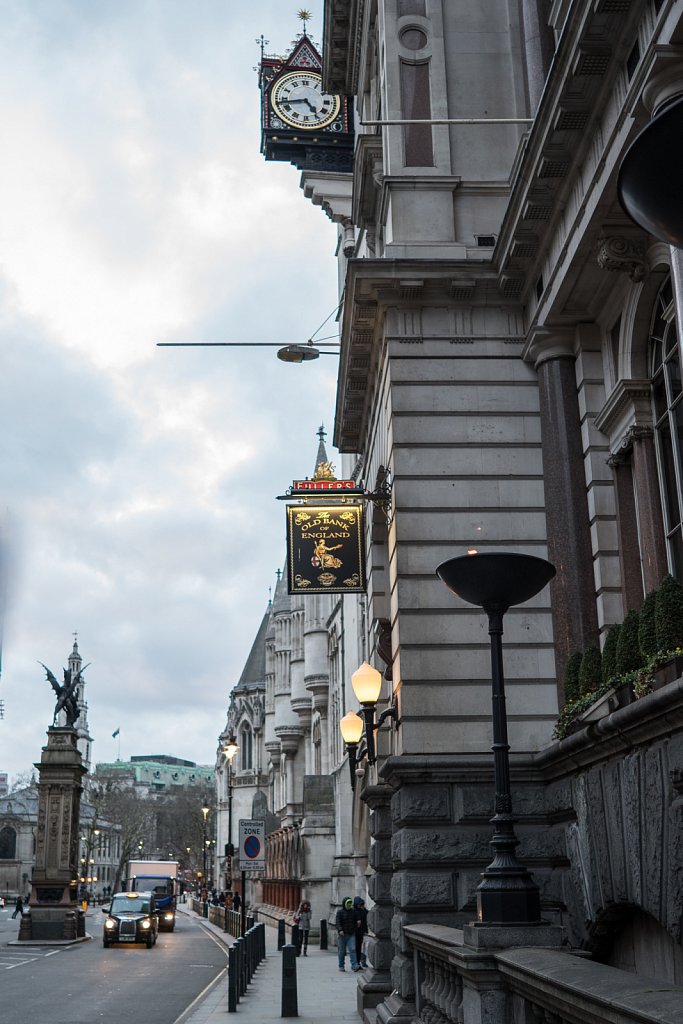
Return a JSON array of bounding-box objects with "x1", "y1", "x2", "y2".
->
[{"x1": 295, "y1": 899, "x2": 312, "y2": 956}]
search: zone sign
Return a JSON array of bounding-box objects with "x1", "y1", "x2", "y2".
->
[{"x1": 238, "y1": 819, "x2": 266, "y2": 873}]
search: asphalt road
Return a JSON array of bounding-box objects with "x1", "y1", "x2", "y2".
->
[{"x1": 0, "y1": 906, "x2": 228, "y2": 1024}]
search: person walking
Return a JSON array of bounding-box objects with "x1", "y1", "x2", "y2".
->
[
  {"x1": 232, "y1": 891, "x2": 241, "y2": 913},
  {"x1": 353, "y1": 896, "x2": 369, "y2": 968},
  {"x1": 295, "y1": 900, "x2": 312, "y2": 956},
  {"x1": 12, "y1": 895, "x2": 23, "y2": 919},
  {"x1": 335, "y1": 897, "x2": 360, "y2": 972}
]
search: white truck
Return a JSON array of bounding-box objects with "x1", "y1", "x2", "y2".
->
[{"x1": 126, "y1": 859, "x2": 179, "y2": 932}]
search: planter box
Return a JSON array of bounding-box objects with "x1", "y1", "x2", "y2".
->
[
  {"x1": 614, "y1": 681, "x2": 635, "y2": 708},
  {"x1": 653, "y1": 654, "x2": 683, "y2": 689}
]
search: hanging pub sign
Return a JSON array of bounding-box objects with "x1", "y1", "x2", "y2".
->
[{"x1": 287, "y1": 504, "x2": 366, "y2": 594}]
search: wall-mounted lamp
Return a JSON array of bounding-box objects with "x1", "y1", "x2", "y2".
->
[
  {"x1": 350, "y1": 661, "x2": 398, "y2": 767},
  {"x1": 339, "y1": 711, "x2": 364, "y2": 790}
]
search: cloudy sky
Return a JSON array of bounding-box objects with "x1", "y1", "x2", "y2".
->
[{"x1": 0, "y1": 0, "x2": 340, "y2": 782}]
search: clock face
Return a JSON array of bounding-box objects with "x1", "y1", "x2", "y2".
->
[{"x1": 271, "y1": 71, "x2": 341, "y2": 130}]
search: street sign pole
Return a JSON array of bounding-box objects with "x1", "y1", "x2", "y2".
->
[{"x1": 241, "y1": 869, "x2": 246, "y2": 937}]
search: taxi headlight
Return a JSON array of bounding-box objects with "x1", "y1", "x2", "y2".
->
[
  {"x1": 105, "y1": 918, "x2": 117, "y2": 930},
  {"x1": 164, "y1": 913, "x2": 174, "y2": 921},
  {"x1": 140, "y1": 918, "x2": 152, "y2": 929}
]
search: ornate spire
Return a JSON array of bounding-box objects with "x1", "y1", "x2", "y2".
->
[
  {"x1": 297, "y1": 9, "x2": 312, "y2": 36},
  {"x1": 312, "y1": 425, "x2": 336, "y2": 481}
]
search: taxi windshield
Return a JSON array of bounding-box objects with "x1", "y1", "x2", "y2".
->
[{"x1": 110, "y1": 895, "x2": 151, "y2": 914}]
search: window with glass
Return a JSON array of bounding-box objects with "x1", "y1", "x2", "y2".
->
[
  {"x1": 240, "y1": 725, "x2": 253, "y2": 771},
  {"x1": 650, "y1": 275, "x2": 683, "y2": 574},
  {"x1": 0, "y1": 825, "x2": 16, "y2": 859}
]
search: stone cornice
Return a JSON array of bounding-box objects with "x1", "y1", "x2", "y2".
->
[
  {"x1": 534, "y1": 678, "x2": 683, "y2": 781},
  {"x1": 495, "y1": 1, "x2": 657, "y2": 300},
  {"x1": 323, "y1": 0, "x2": 365, "y2": 96},
  {"x1": 300, "y1": 170, "x2": 353, "y2": 224},
  {"x1": 333, "y1": 258, "x2": 502, "y2": 453},
  {"x1": 593, "y1": 378, "x2": 653, "y2": 445}
]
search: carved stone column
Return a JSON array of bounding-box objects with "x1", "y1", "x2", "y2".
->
[
  {"x1": 357, "y1": 784, "x2": 393, "y2": 1015},
  {"x1": 536, "y1": 348, "x2": 599, "y2": 683}
]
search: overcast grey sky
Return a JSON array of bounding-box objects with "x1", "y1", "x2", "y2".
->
[{"x1": 0, "y1": 0, "x2": 340, "y2": 781}]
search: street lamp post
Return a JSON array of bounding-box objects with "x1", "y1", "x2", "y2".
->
[
  {"x1": 201, "y1": 804, "x2": 209, "y2": 889},
  {"x1": 223, "y1": 734, "x2": 239, "y2": 889},
  {"x1": 436, "y1": 551, "x2": 555, "y2": 926}
]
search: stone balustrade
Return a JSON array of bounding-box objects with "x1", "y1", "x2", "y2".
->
[{"x1": 405, "y1": 924, "x2": 683, "y2": 1024}]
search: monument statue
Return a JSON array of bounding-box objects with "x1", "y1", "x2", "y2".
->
[{"x1": 38, "y1": 662, "x2": 89, "y2": 728}]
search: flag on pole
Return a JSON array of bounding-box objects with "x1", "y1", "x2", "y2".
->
[{"x1": 112, "y1": 727, "x2": 120, "y2": 738}]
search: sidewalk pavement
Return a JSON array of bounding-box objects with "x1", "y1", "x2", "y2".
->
[{"x1": 179, "y1": 907, "x2": 364, "y2": 1024}]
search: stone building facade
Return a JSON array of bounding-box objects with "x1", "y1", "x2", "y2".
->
[{"x1": 262, "y1": 1, "x2": 683, "y2": 1021}]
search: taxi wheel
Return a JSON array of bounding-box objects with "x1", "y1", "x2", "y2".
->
[
  {"x1": 103, "y1": 938, "x2": 109, "y2": 948},
  {"x1": 146, "y1": 934, "x2": 153, "y2": 948}
]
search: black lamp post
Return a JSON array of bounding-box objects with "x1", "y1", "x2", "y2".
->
[
  {"x1": 223, "y1": 735, "x2": 239, "y2": 888},
  {"x1": 201, "y1": 804, "x2": 209, "y2": 886},
  {"x1": 436, "y1": 551, "x2": 555, "y2": 926}
]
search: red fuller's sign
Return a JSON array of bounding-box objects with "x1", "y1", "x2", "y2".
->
[
  {"x1": 287, "y1": 504, "x2": 366, "y2": 594},
  {"x1": 290, "y1": 479, "x2": 363, "y2": 494}
]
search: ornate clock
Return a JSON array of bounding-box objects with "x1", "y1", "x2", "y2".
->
[
  {"x1": 259, "y1": 33, "x2": 354, "y2": 173},
  {"x1": 271, "y1": 71, "x2": 341, "y2": 130}
]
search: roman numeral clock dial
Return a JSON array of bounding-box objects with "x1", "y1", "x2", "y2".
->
[{"x1": 271, "y1": 71, "x2": 340, "y2": 129}]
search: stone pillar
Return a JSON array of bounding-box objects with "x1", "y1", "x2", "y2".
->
[
  {"x1": 521, "y1": 0, "x2": 554, "y2": 111},
  {"x1": 609, "y1": 456, "x2": 645, "y2": 612},
  {"x1": 536, "y1": 350, "x2": 599, "y2": 683},
  {"x1": 631, "y1": 428, "x2": 669, "y2": 590},
  {"x1": 25, "y1": 727, "x2": 86, "y2": 941},
  {"x1": 357, "y1": 785, "x2": 393, "y2": 1015}
]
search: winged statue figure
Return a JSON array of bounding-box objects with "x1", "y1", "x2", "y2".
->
[{"x1": 38, "y1": 661, "x2": 90, "y2": 728}]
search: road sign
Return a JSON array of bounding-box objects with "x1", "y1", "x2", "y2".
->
[{"x1": 238, "y1": 819, "x2": 266, "y2": 873}]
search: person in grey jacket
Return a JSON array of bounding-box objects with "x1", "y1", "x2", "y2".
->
[{"x1": 295, "y1": 900, "x2": 312, "y2": 955}]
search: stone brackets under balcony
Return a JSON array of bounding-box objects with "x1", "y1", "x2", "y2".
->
[
  {"x1": 274, "y1": 725, "x2": 304, "y2": 756},
  {"x1": 305, "y1": 674, "x2": 330, "y2": 716}
]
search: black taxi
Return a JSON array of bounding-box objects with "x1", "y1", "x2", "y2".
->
[{"x1": 102, "y1": 891, "x2": 159, "y2": 948}]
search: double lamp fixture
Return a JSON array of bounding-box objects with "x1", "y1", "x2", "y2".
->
[{"x1": 339, "y1": 661, "x2": 398, "y2": 788}]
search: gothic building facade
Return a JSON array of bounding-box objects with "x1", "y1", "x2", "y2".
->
[{"x1": 214, "y1": 434, "x2": 369, "y2": 926}]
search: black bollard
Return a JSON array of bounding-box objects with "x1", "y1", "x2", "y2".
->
[
  {"x1": 281, "y1": 944, "x2": 298, "y2": 1017},
  {"x1": 278, "y1": 917, "x2": 286, "y2": 950},
  {"x1": 319, "y1": 918, "x2": 328, "y2": 950},
  {"x1": 228, "y1": 945, "x2": 238, "y2": 1012},
  {"x1": 291, "y1": 922, "x2": 300, "y2": 955}
]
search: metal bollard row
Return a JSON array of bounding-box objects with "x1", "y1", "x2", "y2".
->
[{"x1": 227, "y1": 921, "x2": 267, "y2": 1013}]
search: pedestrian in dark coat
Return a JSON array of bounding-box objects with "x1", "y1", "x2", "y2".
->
[
  {"x1": 335, "y1": 897, "x2": 360, "y2": 971},
  {"x1": 12, "y1": 896, "x2": 23, "y2": 919},
  {"x1": 353, "y1": 896, "x2": 368, "y2": 968}
]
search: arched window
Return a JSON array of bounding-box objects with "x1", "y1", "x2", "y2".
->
[
  {"x1": 650, "y1": 275, "x2": 683, "y2": 574},
  {"x1": 240, "y1": 724, "x2": 253, "y2": 771},
  {"x1": 0, "y1": 825, "x2": 17, "y2": 859}
]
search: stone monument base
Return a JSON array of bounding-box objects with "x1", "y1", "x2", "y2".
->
[{"x1": 23, "y1": 906, "x2": 80, "y2": 941}]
